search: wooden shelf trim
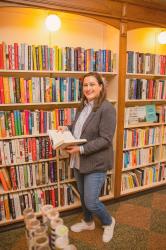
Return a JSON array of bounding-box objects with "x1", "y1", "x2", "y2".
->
[
  {"x1": 125, "y1": 99, "x2": 166, "y2": 107},
  {"x1": 0, "y1": 155, "x2": 68, "y2": 168},
  {"x1": 0, "y1": 133, "x2": 48, "y2": 140},
  {"x1": 0, "y1": 99, "x2": 117, "y2": 111},
  {"x1": 0, "y1": 157, "x2": 57, "y2": 168},
  {"x1": 0, "y1": 69, "x2": 117, "y2": 77},
  {"x1": 0, "y1": 182, "x2": 59, "y2": 195},
  {"x1": 60, "y1": 178, "x2": 76, "y2": 184},
  {"x1": 99, "y1": 192, "x2": 114, "y2": 201},
  {"x1": 123, "y1": 143, "x2": 160, "y2": 151},
  {"x1": 124, "y1": 122, "x2": 163, "y2": 129},
  {"x1": 122, "y1": 160, "x2": 160, "y2": 172},
  {"x1": 121, "y1": 180, "x2": 166, "y2": 196},
  {"x1": 126, "y1": 73, "x2": 166, "y2": 79}
]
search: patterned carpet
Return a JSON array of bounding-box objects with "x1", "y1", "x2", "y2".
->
[{"x1": 0, "y1": 187, "x2": 166, "y2": 250}]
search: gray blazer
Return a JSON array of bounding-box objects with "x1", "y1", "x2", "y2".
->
[{"x1": 70, "y1": 100, "x2": 116, "y2": 174}]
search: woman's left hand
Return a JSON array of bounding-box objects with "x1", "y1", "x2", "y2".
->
[{"x1": 65, "y1": 146, "x2": 80, "y2": 154}]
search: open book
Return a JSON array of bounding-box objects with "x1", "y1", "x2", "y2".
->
[{"x1": 48, "y1": 130, "x2": 87, "y2": 149}]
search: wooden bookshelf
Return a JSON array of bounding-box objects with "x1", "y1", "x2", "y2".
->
[
  {"x1": 121, "y1": 25, "x2": 166, "y2": 195},
  {"x1": 0, "y1": 7, "x2": 119, "y2": 225}
]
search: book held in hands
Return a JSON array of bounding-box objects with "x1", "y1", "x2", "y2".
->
[{"x1": 48, "y1": 130, "x2": 87, "y2": 149}]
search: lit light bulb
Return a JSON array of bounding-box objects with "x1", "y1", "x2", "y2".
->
[
  {"x1": 158, "y1": 31, "x2": 166, "y2": 44},
  {"x1": 45, "y1": 14, "x2": 61, "y2": 32}
]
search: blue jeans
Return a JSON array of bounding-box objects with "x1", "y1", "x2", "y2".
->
[{"x1": 74, "y1": 169, "x2": 112, "y2": 226}]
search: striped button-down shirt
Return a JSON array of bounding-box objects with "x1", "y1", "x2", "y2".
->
[{"x1": 70, "y1": 101, "x2": 93, "y2": 169}]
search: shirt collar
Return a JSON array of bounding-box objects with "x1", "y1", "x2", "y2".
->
[{"x1": 84, "y1": 100, "x2": 94, "y2": 107}]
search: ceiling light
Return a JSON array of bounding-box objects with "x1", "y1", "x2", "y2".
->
[
  {"x1": 158, "y1": 31, "x2": 166, "y2": 44},
  {"x1": 45, "y1": 14, "x2": 61, "y2": 32}
]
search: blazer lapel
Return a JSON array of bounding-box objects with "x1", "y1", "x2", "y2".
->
[{"x1": 81, "y1": 111, "x2": 96, "y2": 135}]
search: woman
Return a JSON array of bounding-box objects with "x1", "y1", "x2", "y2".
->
[{"x1": 59, "y1": 72, "x2": 116, "y2": 243}]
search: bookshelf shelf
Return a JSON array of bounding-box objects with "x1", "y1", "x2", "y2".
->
[
  {"x1": 124, "y1": 122, "x2": 162, "y2": 129},
  {"x1": 60, "y1": 178, "x2": 76, "y2": 184},
  {"x1": 58, "y1": 201, "x2": 81, "y2": 211},
  {"x1": 0, "y1": 182, "x2": 59, "y2": 195},
  {"x1": 99, "y1": 192, "x2": 114, "y2": 201},
  {"x1": 126, "y1": 73, "x2": 166, "y2": 79},
  {"x1": 125, "y1": 99, "x2": 166, "y2": 107},
  {"x1": 0, "y1": 155, "x2": 69, "y2": 168},
  {"x1": 122, "y1": 160, "x2": 160, "y2": 172},
  {"x1": 0, "y1": 69, "x2": 117, "y2": 78},
  {"x1": 121, "y1": 180, "x2": 166, "y2": 196},
  {"x1": 0, "y1": 133, "x2": 48, "y2": 140},
  {"x1": 123, "y1": 143, "x2": 160, "y2": 151},
  {"x1": 0, "y1": 99, "x2": 117, "y2": 111},
  {"x1": 0, "y1": 102, "x2": 80, "y2": 111},
  {"x1": 0, "y1": 158, "x2": 55, "y2": 168}
]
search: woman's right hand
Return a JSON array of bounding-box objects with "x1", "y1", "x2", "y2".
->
[{"x1": 57, "y1": 126, "x2": 68, "y2": 132}]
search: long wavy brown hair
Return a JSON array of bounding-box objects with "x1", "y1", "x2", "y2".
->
[{"x1": 78, "y1": 72, "x2": 107, "y2": 112}]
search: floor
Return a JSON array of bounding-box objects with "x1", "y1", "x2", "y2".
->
[{"x1": 0, "y1": 186, "x2": 166, "y2": 250}]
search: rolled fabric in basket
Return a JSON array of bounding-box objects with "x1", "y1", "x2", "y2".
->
[
  {"x1": 41, "y1": 204, "x2": 53, "y2": 225},
  {"x1": 35, "y1": 235, "x2": 50, "y2": 249},
  {"x1": 50, "y1": 217, "x2": 63, "y2": 232},
  {"x1": 34, "y1": 225, "x2": 48, "y2": 238},
  {"x1": 23, "y1": 208, "x2": 34, "y2": 219},
  {"x1": 50, "y1": 217, "x2": 64, "y2": 247},
  {"x1": 46, "y1": 208, "x2": 59, "y2": 225},
  {"x1": 24, "y1": 212, "x2": 36, "y2": 228},
  {"x1": 54, "y1": 225, "x2": 69, "y2": 249},
  {"x1": 26, "y1": 219, "x2": 41, "y2": 250}
]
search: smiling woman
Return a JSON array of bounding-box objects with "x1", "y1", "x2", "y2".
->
[{"x1": 60, "y1": 71, "x2": 117, "y2": 243}]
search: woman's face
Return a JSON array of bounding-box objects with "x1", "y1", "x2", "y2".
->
[{"x1": 83, "y1": 76, "x2": 102, "y2": 102}]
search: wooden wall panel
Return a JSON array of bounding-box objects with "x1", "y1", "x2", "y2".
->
[
  {"x1": 1, "y1": 0, "x2": 166, "y2": 28},
  {"x1": 126, "y1": 4, "x2": 166, "y2": 28},
  {"x1": 0, "y1": 0, "x2": 122, "y2": 18}
]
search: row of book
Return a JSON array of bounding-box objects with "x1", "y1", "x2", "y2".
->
[
  {"x1": 124, "y1": 105, "x2": 166, "y2": 126},
  {"x1": 0, "y1": 108, "x2": 76, "y2": 138},
  {"x1": 59, "y1": 159, "x2": 73, "y2": 181},
  {"x1": 123, "y1": 146, "x2": 160, "y2": 169},
  {"x1": 0, "y1": 159, "x2": 74, "y2": 192},
  {"x1": 121, "y1": 163, "x2": 166, "y2": 191},
  {"x1": 125, "y1": 79, "x2": 166, "y2": 100},
  {"x1": 123, "y1": 127, "x2": 161, "y2": 149},
  {"x1": 0, "y1": 77, "x2": 82, "y2": 104},
  {"x1": 0, "y1": 162, "x2": 58, "y2": 192},
  {"x1": 127, "y1": 51, "x2": 166, "y2": 74},
  {"x1": 0, "y1": 42, "x2": 116, "y2": 72},
  {"x1": 0, "y1": 184, "x2": 76, "y2": 221},
  {"x1": 0, "y1": 138, "x2": 56, "y2": 166}
]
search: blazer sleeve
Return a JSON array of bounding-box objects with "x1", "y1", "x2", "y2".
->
[{"x1": 83, "y1": 103, "x2": 116, "y2": 155}]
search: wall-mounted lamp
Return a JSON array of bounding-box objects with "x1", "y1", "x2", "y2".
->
[
  {"x1": 45, "y1": 14, "x2": 61, "y2": 32},
  {"x1": 158, "y1": 31, "x2": 166, "y2": 44}
]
